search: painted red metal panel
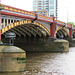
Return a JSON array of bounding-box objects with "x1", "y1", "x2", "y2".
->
[
  {"x1": 56, "y1": 23, "x2": 65, "y2": 26},
  {"x1": 37, "y1": 18, "x2": 53, "y2": 23},
  {"x1": 69, "y1": 24, "x2": 72, "y2": 37},
  {"x1": 1, "y1": 11, "x2": 53, "y2": 23},
  {"x1": 50, "y1": 17, "x2": 55, "y2": 37},
  {"x1": 1, "y1": 11, "x2": 35, "y2": 20},
  {"x1": 37, "y1": 14, "x2": 53, "y2": 23},
  {"x1": 0, "y1": 11, "x2": 1, "y2": 40},
  {"x1": 3, "y1": 4, "x2": 35, "y2": 15},
  {"x1": 66, "y1": 24, "x2": 72, "y2": 29},
  {"x1": 2, "y1": 4, "x2": 54, "y2": 23}
]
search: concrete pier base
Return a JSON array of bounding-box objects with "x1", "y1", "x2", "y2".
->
[
  {"x1": 69, "y1": 38, "x2": 75, "y2": 47},
  {"x1": 0, "y1": 40, "x2": 3, "y2": 44},
  {"x1": 54, "y1": 39, "x2": 69, "y2": 52},
  {"x1": 0, "y1": 45, "x2": 26, "y2": 72},
  {"x1": 6, "y1": 38, "x2": 69, "y2": 52},
  {"x1": 1, "y1": 37, "x2": 69, "y2": 52}
]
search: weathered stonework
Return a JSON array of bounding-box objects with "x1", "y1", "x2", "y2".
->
[
  {"x1": 0, "y1": 46, "x2": 26, "y2": 72},
  {"x1": 69, "y1": 38, "x2": 75, "y2": 47},
  {"x1": 3, "y1": 37, "x2": 69, "y2": 52},
  {"x1": 54, "y1": 39, "x2": 69, "y2": 52},
  {"x1": 0, "y1": 40, "x2": 3, "y2": 44}
]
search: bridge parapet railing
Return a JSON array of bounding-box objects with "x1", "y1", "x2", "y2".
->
[
  {"x1": 56, "y1": 20, "x2": 65, "y2": 26},
  {"x1": 73, "y1": 26, "x2": 75, "y2": 30},
  {"x1": 66, "y1": 24, "x2": 72, "y2": 28},
  {"x1": 0, "y1": 3, "x2": 54, "y2": 23},
  {"x1": 1, "y1": 4, "x2": 53, "y2": 23},
  {"x1": 37, "y1": 14, "x2": 53, "y2": 23},
  {"x1": 1, "y1": 4, "x2": 35, "y2": 17}
]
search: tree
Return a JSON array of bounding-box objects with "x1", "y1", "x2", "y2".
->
[
  {"x1": 0, "y1": 4, "x2": 4, "y2": 10},
  {"x1": 68, "y1": 22, "x2": 75, "y2": 27}
]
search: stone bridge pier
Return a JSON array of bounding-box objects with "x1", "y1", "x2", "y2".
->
[{"x1": 2, "y1": 37, "x2": 69, "y2": 52}]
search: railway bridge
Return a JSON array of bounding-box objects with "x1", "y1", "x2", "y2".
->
[{"x1": 0, "y1": 4, "x2": 75, "y2": 51}]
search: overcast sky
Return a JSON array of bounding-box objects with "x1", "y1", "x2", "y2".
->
[{"x1": 1, "y1": 0, "x2": 75, "y2": 23}]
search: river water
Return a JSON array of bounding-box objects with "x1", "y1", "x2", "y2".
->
[{"x1": 0, "y1": 47, "x2": 75, "y2": 75}]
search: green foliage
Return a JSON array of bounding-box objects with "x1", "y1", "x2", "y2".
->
[
  {"x1": 0, "y1": 3, "x2": 4, "y2": 10},
  {"x1": 68, "y1": 22, "x2": 75, "y2": 27}
]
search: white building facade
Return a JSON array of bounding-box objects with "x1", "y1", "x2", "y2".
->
[{"x1": 33, "y1": 0, "x2": 58, "y2": 18}]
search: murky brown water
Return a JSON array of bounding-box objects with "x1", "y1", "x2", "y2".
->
[{"x1": 0, "y1": 47, "x2": 75, "y2": 75}]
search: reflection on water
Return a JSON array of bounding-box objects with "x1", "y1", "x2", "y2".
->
[{"x1": 0, "y1": 47, "x2": 75, "y2": 75}]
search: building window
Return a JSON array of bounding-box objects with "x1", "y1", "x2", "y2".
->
[
  {"x1": 50, "y1": 6, "x2": 54, "y2": 9},
  {"x1": 39, "y1": 8, "x2": 41, "y2": 10},
  {"x1": 33, "y1": 2, "x2": 38, "y2": 5},
  {"x1": 50, "y1": 0, "x2": 54, "y2": 4},
  {"x1": 33, "y1": 0, "x2": 56, "y2": 17},
  {"x1": 44, "y1": 0, "x2": 48, "y2": 1},
  {"x1": 39, "y1": 0, "x2": 43, "y2": 1},
  {"x1": 50, "y1": 11, "x2": 54, "y2": 15}
]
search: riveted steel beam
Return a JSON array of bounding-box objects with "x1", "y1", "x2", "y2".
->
[
  {"x1": 27, "y1": 24, "x2": 46, "y2": 36},
  {"x1": 16, "y1": 26, "x2": 31, "y2": 37},
  {"x1": 10, "y1": 28, "x2": 21, "y2": 37},
  {"x1": 56, "y1": 32, "x2": 60, "y2": 37},
  {"x1": 13, "y1": 27, "x2": 26, "y2": 37},
  {"x1": 21, "y1": 25, "x2": 36, "y2": 37},
  {"x1": 62, "y1": 28, "x2": 69, "y2": 36},
  {"x1": 58, "y1": 30, "x2": 63, "y2": 35},
  {"x1": 60, "y1": 29, "x2": 67, "y2": 37},
  {"x1": 24, "y1": 25, "x2": 42, "y2": 37}
]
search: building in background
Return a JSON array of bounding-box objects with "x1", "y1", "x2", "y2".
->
[{"x1": 33, "y1": 0, "x2": 58, "y2": 18}]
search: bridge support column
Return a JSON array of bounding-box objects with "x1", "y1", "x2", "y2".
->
[
  {"x1": 10, "y1": 19, "x2": 12, "y2": 24},
  {"x1": 13, "y1": 19, "x2": 14, "y2": 23},
  {"x1": 0, "y1": 45, "x2": 26, "y2": 72},
  {"x1": 0, "y1": 32, "x2": 1, "y2": 40},
  {"x1": 0, "y1": 11, "x2": 1, "y2": 40},
  {"x1": 7, "y1": 19, "x2": 8, "y2": 26},
  {"x1": 3, "y1": 19, "x2": 5, "y2": 27},
  {"x1": 69, "y1": 24, "x2": 72, "y2": 38},
  {"x1": 50, "y1": 17, "x2": 55, "y2": 37}
]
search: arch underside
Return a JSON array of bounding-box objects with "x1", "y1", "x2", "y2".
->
[
  {"x1": 56, "y1": 28, "x2": 69, "y2": 38},
  {"x1": 1, "y1": 20, "x2": 50, "y2": 38}
]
